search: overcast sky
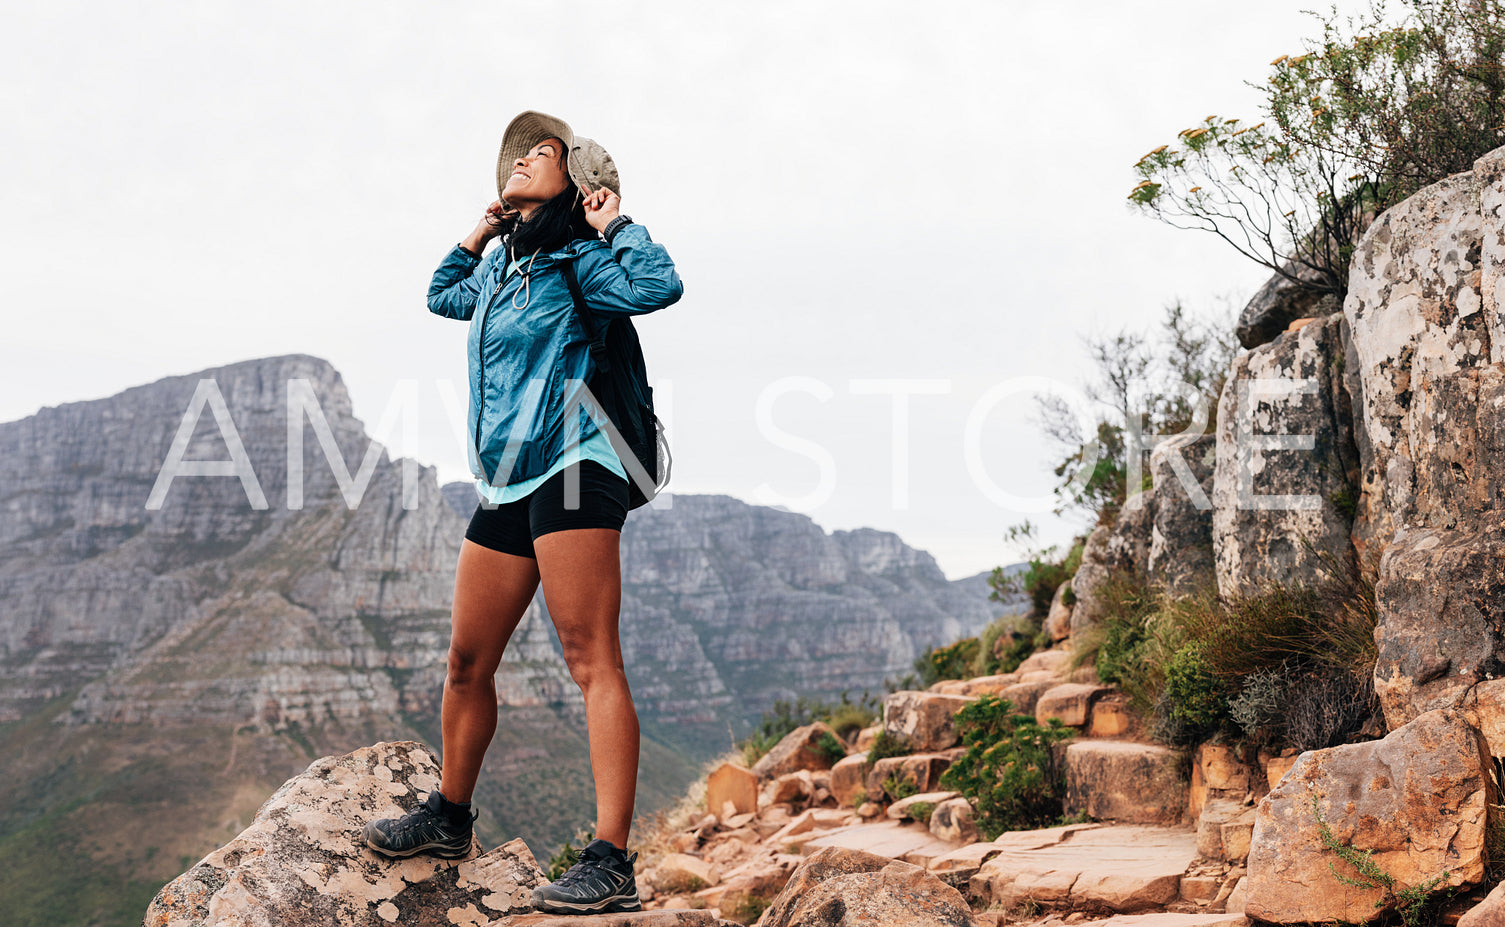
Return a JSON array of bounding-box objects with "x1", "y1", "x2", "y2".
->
[{"x1": 1, "y1": 0, "x2": 1375, "y2": 579}]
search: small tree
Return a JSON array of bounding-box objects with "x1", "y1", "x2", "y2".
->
[
  {"x1": 1131, "y1": 0, "x2": 1505, "y2": 301},
  {"x1": 1034, "y1": 301, "x2": 1239, "y2": 527}
]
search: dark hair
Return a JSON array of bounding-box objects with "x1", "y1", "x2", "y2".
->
[{"x1": 506, "y1": 182, "x2": 596, "y2": 260}]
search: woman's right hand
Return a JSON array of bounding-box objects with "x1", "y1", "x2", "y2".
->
[{"x1": 462, "y1": 200, "x2": 519, "y2": 254}]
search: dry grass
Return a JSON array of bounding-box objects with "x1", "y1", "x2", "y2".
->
[{"x1": 630, "y1": 749, "x2": 738, "y2": 870}]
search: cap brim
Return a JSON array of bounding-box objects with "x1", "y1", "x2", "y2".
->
[{"x1": 497, "y1": 111, "x2": 576, "y2": 204}]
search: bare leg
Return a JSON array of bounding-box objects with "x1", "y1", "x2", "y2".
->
[
  {"x1": 534, "y1": 527, "x2": 638, "y2": 849},
  {"x1": 438, "y1": 539, "x2": 541, "y2": 803}
]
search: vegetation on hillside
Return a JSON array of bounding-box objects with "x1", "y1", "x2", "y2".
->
[
  {"x1": 1131, "y1": 0, "x2": 1505, "y2": 301},
  {"x1": 1073, "y1": 545, "x2": 1381, "y2": 750}
]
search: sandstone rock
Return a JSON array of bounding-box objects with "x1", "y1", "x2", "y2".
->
[
  {"x1": 1459, "y1": 879, "x2": 1505, "y2": 927},
  {"x1": 1088, "y1": 695, "x2": 1133, "y2": 737},
  {"x1": 1044, "y1": 581, "x2": 1074, "y2": 642},
  {"x1": 1196, "y1": 799, "x2": 1255, "y2": 862},
  {"x1": 1149, "y1": 434, "x2": 1218, "y2": 595},
  {"x1": 1017, "y1": 648, "x2": 1074, "y2": 677},
  {"x1": 1073, "y1": 915, "x2": 1247, "y2": 927},
  {"x1": 1373, "y1": 512, "x2": 1505, "y2": 729},
  {"x1": 1460, "y1": 679, "x2": 1505, "y2": 757},
  {"x1": 882, "y1": 691, "x2": 976, "y2": 752},
  {"x1": 1069, "y1": 525, "x2": 1113, "y2": 638},
  {"x1": 752, "y1": 722, "x2": 842, "y2": 780},
  {"x1": 766, "y1": 808, "x2": 856, "y2": 851},
  {"x1": 969, "y1": 825, "x2": 1198, "y2": 913},
  {"x1": 828, "y1": 755, "x2": 872, "y2": 808},
  {"x1": 1225, "y1": 876, "x2": 1248, "y2": 916},
  {"x1": 1065, "y1": 741, "x2": 1188, "y2": 825},
  {"x1": 998, "y1": 679, "x2": 1058, "y2": 716},
  {"x1": 1036, "y1": 683, "x2": 1108, "y2": 727},
  {"x1": 706, "y1": 763, "x2": 758, "y2": 819},
  {"x1": 767, "y1": 770, "x2": 814, "y2": 805},
  {"x1": 856, "y1": 802, "x2": 882, "y2": 819},
  {"x1": 867, "y1": 754, "x2": 953, "y2": 799},
  {"x1": 929, "y1": 797, "x2": 979, "y2": 844},
  {"x1": 143, "y1": 742, "x2": 544, "y2": 927},
  {"x1": 800, "y1": 821, "x2": 963, "y2": 868},
  {"x1": 761, "y1": 846, "x2": 979, "y2": 927},
  {"x1": 1245, "y1": 708, "x2": 1493, "y2": 923},
  {"x1": 647, "y1": 854, "x2": 722, "y2": 893},
  {"x1": 853, "y1": 725, "x2": 880, "y2": 753},
  {"x1": 1211, "y1": 311, "x2": 1360, "y2": 596},
  {"x1": 1197, "y1": 744, "x2": 1251, "y2": 792},
  {"x1": 943, "y1": 674, "x2": 1019, "y2": 697},
  {"x1": 1263, "y1": 753, "x2": 1299, "y2": 790},
  {"x1": 887, "y1": 791, "x2": 959, "y2": 822}
]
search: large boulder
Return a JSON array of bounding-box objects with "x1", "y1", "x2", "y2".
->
[
  {"x1": 1403, "y1": 364, "x2": 1505, "y2": 529},
  {"x1": 1148, "y1": 433, "x2": 1217, "y2": 594},
  {"x1": 1211, "y1": 311, "x2": 1360, "y2": 596},
  {"x1": 752, "y1": 722, "x2": 842, "y2": 779},
  {"x1": 1344, "y1": 147, "x2": 1505, "y2": 552},
  {"x1": 1245, "y1": 708, "x2": 1493, "y2": 924},
  {"x1": 1043, "y1": 580, "x2": 1074, "y2": 642},
  {"x1": 1237, "y1": 259, "x2": 1336, "y2": 350},
  {"x1": 1373, "y1": 512, "x2": 1505, "y2": 730},
  {"x1": 881, "y1": 691, "x2": 975, "y2": 752},
  {"x1": 759, "y1": 846, "x2": 979, "y2": 927},
  {"x1": 1104, "y1": 490, "x2": 1154, "y2": 577},
  {"x1": 1064, "y1": 741, "x2": 1188, "y2": 826},
  {"x1": 144, "y1": 741, "x2": 545, "y2": 927}
]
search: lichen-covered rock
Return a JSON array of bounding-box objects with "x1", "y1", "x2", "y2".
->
[
  {"x1": 1105, "y1": 490, "x2": 1154, "y2": 576},
  {"x1": 1373, "y1": 512, "x2": 1505, "y2": 730},
  {"x1": 1237, "y1": 259, "x2": 1336, "y2": 350},
  {"x1": 1211, "y1": 311, "x2": 1360, "y2": 596},
  {"x1": 1245, "y1": 708, "x2": 1493, "y2": 924},
  {"x1": 1344, "y1": 150, "x2": 1505, "y2": 550},
  {"x1": 1148, "y1": 433, "x2": 1217, "y2": 594},
  {"x1": 1403, "y1": 364, "x2": 1505, "y2": 529},
  {"x1": 881, "y1": 692, "x2": 975, "y2": 752},
  {"x1": 1068, "y1": 525, "x2": 1113, "y2": 639},
  {"x1": 144, "y1": 741, "x2": 545, "y2": 927},
  {"x1": 759, "y1": 846, "x2": 979, "y2": 927}
]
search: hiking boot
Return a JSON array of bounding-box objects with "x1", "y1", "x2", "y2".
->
[
  {"x1": 530, "y1": 838, "x2": 641, "y2": 914},
  {"x1": 364, "y1": 790, "x2": 476, "y2": 860}
]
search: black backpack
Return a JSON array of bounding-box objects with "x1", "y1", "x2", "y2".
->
[{"x1": 560, "y1": 256, "x2": 671, "y2": 509}]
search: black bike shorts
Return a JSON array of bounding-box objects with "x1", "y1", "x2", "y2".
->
[{"x1": 463, "y1": 459, "x2": 629, "y2": 559}]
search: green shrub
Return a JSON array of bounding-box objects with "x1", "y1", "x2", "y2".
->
[
  {"x1": 917, "y1": 638, "x2": 981, "y2": 687},
  {"x1": 738, "y1": 691, "x2": 880, "y2": 764},
  {"x1": 938, "y1": 694, "x2": 1075, "y2": 838},
  {"x1": 978, "y1": 614, "x2": 1041, "y2": 676},
  {"x1": 824, "y1": 693, "x2": 879, "y2": 741},
  {"x1": 1156, "y1": 643, "x2": 1229, "y2": 745},
  {"x1": 850, "y1": 787, "x2": 868, "y2": 809},
  {"x1": 866, "y1": 729, "x2": 911, "y2": 765},
  {"x1": 906, "y1": 801, "x2": 936, "y2": 824},
  {"x1": 990, "y1": 521, "x2": 1085, "y2": 619},
  {"x1": 881, "y1": 773, "x2": 919, "y2": 802},
  {"x1": 814, "y1": 731, "x2": 847, "y2": 766}
]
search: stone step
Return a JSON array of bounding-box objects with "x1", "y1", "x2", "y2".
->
[
  {"x1": 1065, "y1": 740, "x2": 1190, "y2": 825},
  {"x1": 799, "y1": 819, "x2": 963, "y2": 868},
  {"x1": 968, "y1": 824, "x2": 1199, "y2": 913}
]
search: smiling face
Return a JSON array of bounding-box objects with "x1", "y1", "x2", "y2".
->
[{"x1": 501, "y1": 137, "x2": 571, "y2": 217}]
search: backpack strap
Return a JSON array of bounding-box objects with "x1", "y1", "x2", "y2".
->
[{"x1": 561, "y1": 256, "x2": 611, "y2": 375}]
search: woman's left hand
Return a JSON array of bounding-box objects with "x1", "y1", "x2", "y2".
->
[{"x1": 581, "y1": 185, "x2": 621, "y2": 232}]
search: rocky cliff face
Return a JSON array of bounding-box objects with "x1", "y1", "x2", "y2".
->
[{"x1": 0, "y1": 354, "x2": 1008, "y2": 924}]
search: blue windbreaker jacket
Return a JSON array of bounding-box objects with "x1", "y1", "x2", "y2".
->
[{"x1": 427, "y1": 222, "x2": 683, "y2": 489}]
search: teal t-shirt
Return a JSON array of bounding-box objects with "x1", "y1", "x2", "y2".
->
[{"x1": 474, "y1": 426, "x2": 626, "y2": 506}]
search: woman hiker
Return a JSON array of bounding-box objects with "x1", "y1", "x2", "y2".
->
[{"x1": 363, "y1": 110, "x2": 683, "y2": 916}]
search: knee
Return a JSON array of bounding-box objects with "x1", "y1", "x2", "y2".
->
[
  {"x1": 560, "y1": 644, "x2": 624, "y2": 694},
  {"x1": 446, "y1": 646, "x2": 491, "y2": 690}
]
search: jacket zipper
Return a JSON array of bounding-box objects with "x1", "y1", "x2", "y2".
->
[{"x1": 473, "y1": 268, "x2": 511, "y2": 471}]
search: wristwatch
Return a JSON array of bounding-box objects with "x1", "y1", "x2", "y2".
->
[{"x1": 602, "y1": 215, "x2": 634, "y2": 246}]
